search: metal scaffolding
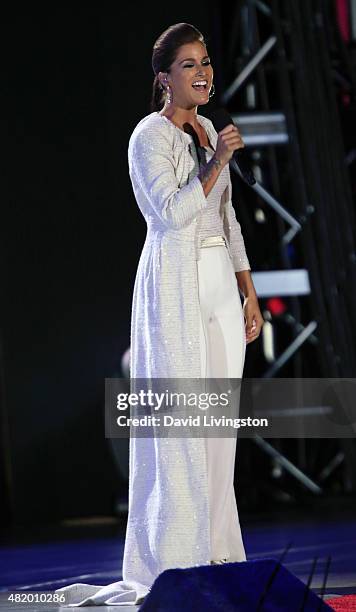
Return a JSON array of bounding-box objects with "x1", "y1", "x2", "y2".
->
[{"x1": 209, "y1": 0, "x2": 356, "y2": 498}]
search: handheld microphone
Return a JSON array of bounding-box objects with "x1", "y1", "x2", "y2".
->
[
  {"x1": 209, "y1": 108, "x2": 256, "y2": 186},
  {"x1": 183, "y1": 122, "x2": 206, "y2": 166}
]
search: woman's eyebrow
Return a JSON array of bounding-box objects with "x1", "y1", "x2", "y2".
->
[{"x1": 178, "y1": 55, "x2": 210, "y2": 64}]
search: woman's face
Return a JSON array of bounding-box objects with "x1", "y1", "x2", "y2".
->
[{"x1": 159, "y1": 41, "x2": 214, "y2": 109}]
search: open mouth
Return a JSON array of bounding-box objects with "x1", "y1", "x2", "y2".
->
[{"x1": 192, "y1": 80, "x2": 208, "y2": 92}]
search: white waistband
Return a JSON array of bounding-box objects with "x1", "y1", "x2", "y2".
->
[{"x1": 200, "y1": 235, "x2": 226, "y2": 248}]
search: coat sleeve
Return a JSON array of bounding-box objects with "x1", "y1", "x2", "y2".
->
[
  {"x1": 224, "y1": 172, "x2": 251, "y2": 272},
  {"x1": 128, "y1": 125, "x2": 207, "y2": 230}
]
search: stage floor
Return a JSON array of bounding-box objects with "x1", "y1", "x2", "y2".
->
[{"x1": 1, "y1": 506, "x2": 355, "y2": 611}]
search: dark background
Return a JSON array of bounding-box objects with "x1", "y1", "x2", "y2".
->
[{"x1": 2, "y1": 3, "x2": 356, "y2": 532}]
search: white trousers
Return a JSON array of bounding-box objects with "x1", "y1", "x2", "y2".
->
[
  {"x1": 53, "y1": 241, "x2": 248, "y2": 608},
  {"x1": 197, "y1": 242, "x2": 247, "y2": 562}
]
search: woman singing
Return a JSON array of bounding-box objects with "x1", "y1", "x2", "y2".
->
[{"x1": 56, "y1": 22, "x2": 264, "y2": 607}]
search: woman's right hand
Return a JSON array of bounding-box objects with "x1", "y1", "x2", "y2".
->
[{"x1": 214, "y1": 124, "x2": 245, "y2": 167}]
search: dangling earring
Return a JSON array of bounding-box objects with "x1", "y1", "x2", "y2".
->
[
  {"x1": 166, "y1": 84, "x2": 172, "y2": 104},
  {"x1": 209, "y1": 83, "x2": 215, "y2": 99}
]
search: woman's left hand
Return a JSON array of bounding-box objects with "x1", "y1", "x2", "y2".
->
[{"x1": 243, "y1": 296, "x2": 264, "y2": 344}]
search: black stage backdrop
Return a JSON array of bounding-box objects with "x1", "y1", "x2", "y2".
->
[{"x1": 1, "y1": 7, "x2": 214, "y2": 526}]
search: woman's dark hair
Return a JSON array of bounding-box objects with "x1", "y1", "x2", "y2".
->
[{"x1": 151, "y1": 23, "x2": 206, "y2": 112}]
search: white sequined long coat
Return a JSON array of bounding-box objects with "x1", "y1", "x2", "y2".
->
[
  {"x1": 123, "y1": 112, "x2": 250, "y2": 602},
  {"x1": 53, "y1": 112, "x2": 251, "y2": 607}
]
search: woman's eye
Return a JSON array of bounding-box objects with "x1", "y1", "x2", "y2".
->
[{"x1": 184, "y1": 60, "x2": 211, "y2": 68}]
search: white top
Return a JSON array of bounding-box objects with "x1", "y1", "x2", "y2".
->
[{"x1": 196, "y1": 144, "x2": 227, "y2": 241}]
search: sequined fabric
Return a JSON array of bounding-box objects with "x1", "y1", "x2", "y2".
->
[
  {"x1": 196, "y1": 144, "x2": 228, "y2": 243},
  {"x1": 54, "y1": 111, "x2": 251, "y2": 607},
  {"x1": 196, "y1": 143, "x2": 249, "y2": 270},
  {"x1": 128, "y1": 111, "x2": 250, "y2": 380}
]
